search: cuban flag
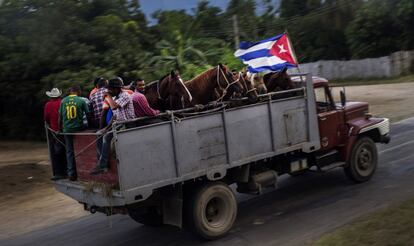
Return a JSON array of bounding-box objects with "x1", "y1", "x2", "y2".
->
[{"x1": 234, "y1": 33, "x2": 298, "y2": 73}]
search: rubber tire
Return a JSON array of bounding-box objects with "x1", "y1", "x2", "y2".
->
[
  {"x1": 128, "y1": 206, "x2": 163, "y2": 227},
  {"x1": 344, "y1": 137, "x2": 378, "y2": 183},
  {"x1": 186, "y1": 182, "x2": 237, "y2": 240}
]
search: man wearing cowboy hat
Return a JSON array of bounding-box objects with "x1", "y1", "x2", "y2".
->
[{"x1": 44, "y1": 88, "x2": 67, "y2": 180}]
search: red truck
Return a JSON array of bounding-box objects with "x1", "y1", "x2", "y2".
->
[{"x1": 50, "y1": 74, "x2": 390, "y2": 239}]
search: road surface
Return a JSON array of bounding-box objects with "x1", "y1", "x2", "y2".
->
[{"x1": 3, "y1": 117, "x2": 414, "y2": 246}]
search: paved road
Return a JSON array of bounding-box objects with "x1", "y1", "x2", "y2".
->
[{"x1": 4, "y1": 117, "x2": 414, "y2": 246}]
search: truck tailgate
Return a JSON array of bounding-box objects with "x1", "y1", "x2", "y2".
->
[{"x1": 74, "y1": 132, "x2": 119, "y2": 186}]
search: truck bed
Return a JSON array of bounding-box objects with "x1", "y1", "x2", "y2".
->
[{"x1": 59, "y1": 74, "x2": 320, "y2": 207}]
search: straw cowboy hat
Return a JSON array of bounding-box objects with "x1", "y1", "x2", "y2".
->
[{"x1": 46, "y1": 88, "x2": 62, "y2": 98}]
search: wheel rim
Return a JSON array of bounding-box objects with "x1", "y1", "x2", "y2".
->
[
  {"x1": 355, "y1": 144, "x2": 375, "y2": 177},
  {"x1": 202, "y1": 195, "x2": 232, "y2": 230}
]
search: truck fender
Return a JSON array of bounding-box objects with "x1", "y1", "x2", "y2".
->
[
  {"x1": 358, "y1": 118, "x2": 390, "y2": 144},
  {"x1": 341, "y1": 118, "x2": 390, "y2": 162},
  {"x1": 341, "y1": 135, "x2": 358, "y2": 162}
]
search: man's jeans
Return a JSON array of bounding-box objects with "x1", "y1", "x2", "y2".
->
[
  {"x1": 96, "y1": 132, "x2": 113, "y2": 169},
  {"x1": 64, "y1": 135, "x2": 77, "y2": 177},
  {"x1": 48, "y1": 132, "x2": 67, "y2": 176}
]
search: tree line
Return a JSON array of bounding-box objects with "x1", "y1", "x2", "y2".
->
[{"x1": 0, "y1": 0, "x2": 413, "y2": 140}]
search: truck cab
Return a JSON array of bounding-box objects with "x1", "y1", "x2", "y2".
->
[{"x1": 292, "y1": 75, "x2": 390, "y2": 181}]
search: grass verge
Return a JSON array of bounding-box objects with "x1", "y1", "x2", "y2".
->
[
  {"x1": 331, "y1": 74, "x2": 414, "y2": 86},
  {"x1": 314, "y1": 198, "x2": 414, "y2": 246}
]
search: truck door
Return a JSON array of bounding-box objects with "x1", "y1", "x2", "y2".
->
[{"x1": 314, "y1": 86, "x2": 341, "y2": 151}]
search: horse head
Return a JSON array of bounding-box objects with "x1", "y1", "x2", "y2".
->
[
  {"x1": 159, "y1": 70, "x2": 193, "y2": 109},
  {"x1": 263, "y1": 67, "x2": 295, "y2": 92},
  {"x1": 238, "y1": 69, "x2": 258, "y2": 102},
  {"x1": 216, "y1": 63, "x2": 244, "y2": 100}
]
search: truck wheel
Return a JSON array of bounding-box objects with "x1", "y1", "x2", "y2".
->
[
  {"x1": 186, "y1": 182, "x2": 237, "y2": 240},
  {"x1": 344, "y1": 137, "x2": 378, "y2": 183},
  {"x1": 128, "y1": 206, "x2": 163, "y2": 227}
]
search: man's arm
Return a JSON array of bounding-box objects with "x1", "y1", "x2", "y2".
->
[
  {"x1": 138, "y1": 94, "x2": 160, "y2": 117},
  {"x1": 104, "y1": 93, "x2": 120, "y2": 109},
  {"x1": 82, "y1": 99, "x2": 94, "y2": 126}
]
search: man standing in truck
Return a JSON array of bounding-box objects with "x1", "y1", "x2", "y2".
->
[
  {"x1": 91, "y1": 78, "x2": 136, "y2": 175},
  {"x1": 44, "y1": 88, "x2": 67, "y2": 180},
  {"x1": 59, "y1": 86, "x2": 90, "y2": 181}
]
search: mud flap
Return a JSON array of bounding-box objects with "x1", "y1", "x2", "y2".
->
[{"x1": 162, "y1": 187, "x2": 183, "y2": 228}]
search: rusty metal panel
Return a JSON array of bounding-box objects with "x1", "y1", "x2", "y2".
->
[
  {"x1": 225, "y1": 104, "x2": 273, "y2": 164},
  {"x1": 284, "y1": 107, "x2": 307, "y2": 146},
  {"x1": 74, "y1": 132, "x2": 119, "y2": 185},
  {"x1": 174, "y1": 114, "x2": 227, "y2": 175},
  {"x1": 116, "y1": 123, "x2": 176, "y2": 191},
  {"x1": 270, "y1": 98, "x2": 307, "y2": 149}
]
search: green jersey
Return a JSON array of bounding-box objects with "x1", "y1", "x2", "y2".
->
[{"x1": 59, "y1": 95, "x2": 89, "y2": 133}]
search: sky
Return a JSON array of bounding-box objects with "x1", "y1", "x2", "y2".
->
[
  {"x1": 140, "y1": 0, "x2": 280, "y2": 24},
  {"x1": 140, "y1": 0, "x2": 230, "y2": 18}
]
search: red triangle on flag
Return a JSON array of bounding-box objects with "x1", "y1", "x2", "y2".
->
[{"x1": 269, "y1": 34, "x2": 297, "y2": 65}]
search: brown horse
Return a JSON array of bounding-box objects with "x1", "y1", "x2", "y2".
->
[
  {"x1": 145, "y1": 70, "x2": 192, "y2": 110},
  {"x1": 236, "y1": 70, "x2": 258, "y2": 102},
  {"x1": 249, "y1": 73, "x2": 268, "y2": 95},
  {"x1": 183, "y1": 64, "x2": 244, "y2": 106},
  {"x1": 262, "y1": 67, "x2": 295, "y2": 92}
]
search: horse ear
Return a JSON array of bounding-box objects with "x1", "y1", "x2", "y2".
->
[
  {"x1": 281, "y1": 67, "x2": 288, "y2": 73},
  {"x1": 170, "y1": 70, "x2": 176, "y2": 77}
]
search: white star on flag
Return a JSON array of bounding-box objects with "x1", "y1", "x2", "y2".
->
[{"x1": 278, "y1": 44, "x2": 287, "y2": 54}]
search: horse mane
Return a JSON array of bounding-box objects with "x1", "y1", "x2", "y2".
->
[{"x1": 185, "y1": 66, "x2": 216, "y2": 86}]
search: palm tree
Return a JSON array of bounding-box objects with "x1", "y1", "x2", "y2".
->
[
  {"x1": 151, "y1": 30, "x2": 207, "y2": 73},
  {"x1": 150, "y1": 10, "x2": 227, "y2": 79}
]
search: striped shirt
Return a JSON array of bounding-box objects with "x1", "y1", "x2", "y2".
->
[{"x1": 132, "y1": 92, "x2": 160, "y2": 117}]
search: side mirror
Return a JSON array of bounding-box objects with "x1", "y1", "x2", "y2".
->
[{"x1": 340, "y1": 90, "x2": 346, "y2": 107}]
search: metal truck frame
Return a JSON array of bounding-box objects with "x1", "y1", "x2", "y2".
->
[{"x1": 50, "y1": 73, "x2": 390, "y2": 239}]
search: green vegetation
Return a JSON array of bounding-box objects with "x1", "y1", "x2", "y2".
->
[
  {"x1": 314, "y1": 198, "x2": 414, "y2": 246},
  {"x1": 0, "y1": 0, "x2": 413, "y2": 139}
]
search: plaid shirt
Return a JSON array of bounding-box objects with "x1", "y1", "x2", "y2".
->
[
  {"x1": 112, "y1": 91, "x2": 136, "y2": 122},
  {"x1": 89, "y1": 87, "x2": 107, "y2": 125}
]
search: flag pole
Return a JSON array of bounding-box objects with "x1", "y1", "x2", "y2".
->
[{"x1": 284, "y1": 30, "x2": 301, "y2": 74}]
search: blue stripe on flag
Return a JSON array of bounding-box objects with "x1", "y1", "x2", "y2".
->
[
  {"x1": 247, "y1": 63, "x2": 297, "y2": 73},
  {"x1": 237, "y1": 49, "x2": 272, "y2": 61},
  {"x1": 239, "y1": 33, "x2": 284, "y2": 50}
]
